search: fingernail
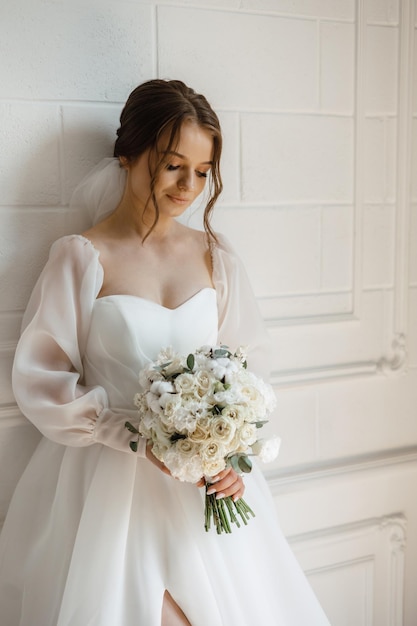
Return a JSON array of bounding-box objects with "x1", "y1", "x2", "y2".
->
[
  {"x1": 210, "y1": 476, "x2": 220, "y2": 483},
  {"x1": 206, "y1": 488, "x2": 216, "y2": 495},
  {"x1": 215, "y1": 492, "x2": 225, "y2": 500}
]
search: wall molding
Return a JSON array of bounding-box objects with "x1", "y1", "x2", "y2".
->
[
  {"x1": 265, "y1": 444, "x2": 417, "y2": 493},
  {"x1": 262, "y1": 0, "x2": 415, "y2": 387},
  {"x1": 288, "y1": 513, "x2": 406, "y2": 625}
]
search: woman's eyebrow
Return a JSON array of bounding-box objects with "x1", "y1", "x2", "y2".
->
[{"x1": 163, "y1": 150, "x2": 212, "y2": 165}]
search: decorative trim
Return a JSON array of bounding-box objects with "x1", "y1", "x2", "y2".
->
[
  {"x1": 271, "y1": 360, "x2": 378, "y2": 387},
  {"x1": 0, "y1": 405, "x2": 27, "y2": 428},
  {"x1": 265, "y1": 444, "x2": 417, "y2": 492},
  {"x1": 377, "y1": 332, "x2": 407, "y2": 373},
  {"x1": 287, "y1": 513, "x2": 406, "y2": 625}
]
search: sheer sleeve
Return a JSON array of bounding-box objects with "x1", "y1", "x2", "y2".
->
[
  {"x1": 211, "y1": 234, "x2": 271, "y2": 381},
  {"x1": 12, "y1": 235, "x2": 146, "y2": 457}
]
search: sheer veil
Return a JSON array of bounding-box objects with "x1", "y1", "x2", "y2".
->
[{"x1": 70, "y1": 158, "x2": 126, "y2": 226}]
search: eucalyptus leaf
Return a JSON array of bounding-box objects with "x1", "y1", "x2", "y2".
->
[
  {"x1": 129, "y1": 441, "x2": 138, "y2": 453},
  {"x1": 154, "y1": 361, "x2": 173, "y2": 371},
  {"x1": 237, "y1": 455, "x2": 252, "y2": 473},
  {"x1": 255, "y1": 420, "x2": 268, "y2": 428},
  {"x1": 186, "y1": 354, "x2": 195, "y2": 370},
  {"x1": 125, "y1": 421, "x2": 139, "y2": 434},
  {"x1": 229, "y1": 455, "x2": 242, "y2": 473}
]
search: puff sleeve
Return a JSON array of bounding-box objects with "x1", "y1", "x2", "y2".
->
[
  {"x1": 212, "y1": 234, "x2": 271, "y2": 381},
  {"x1": 12, "y1": 235, "x2": 146, "y2": 457}
]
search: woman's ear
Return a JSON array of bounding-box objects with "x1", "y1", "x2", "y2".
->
[{"x1": 119, "y1": 156, "x2": 129, "y2": 169}]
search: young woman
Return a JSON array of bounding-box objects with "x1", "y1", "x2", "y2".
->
[{"x1": 0, "y1": 80, "x2": 330, "y2": 625}]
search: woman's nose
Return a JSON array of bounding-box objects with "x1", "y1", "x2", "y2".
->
[{"x1": 178, "y1": 169, "x2": 195, "y2": 190}]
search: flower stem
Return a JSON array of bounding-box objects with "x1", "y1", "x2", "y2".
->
[{"x1": 204, "y1": 485, "x2": 255, "y2": 534}]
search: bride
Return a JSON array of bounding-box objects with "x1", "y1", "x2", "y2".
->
[{"x1": 0, "y1": 79, "x2": 330, "y2": 625}]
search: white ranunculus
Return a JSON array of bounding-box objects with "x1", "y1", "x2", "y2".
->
[{"x1": 251, "y1": 436, "x2": 281, "y2": 463}]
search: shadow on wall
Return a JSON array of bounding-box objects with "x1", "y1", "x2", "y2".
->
[
  {"x1": 0, "y1": 127, "x2": 116, "y2": 517},
  {"x1": 2, "y1": 127, "x2": 117, "y2": 313}
]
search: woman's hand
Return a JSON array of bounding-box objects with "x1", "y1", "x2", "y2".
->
[
  {"x1": 146, "y1": 443, "x2": 245, "y2": 500},
  {"x1": 204, "y1": 467, "x2": 245, "y2": 501},
  {"x1": 145, "y1": 441, "x2": 171, "y2": 476}
]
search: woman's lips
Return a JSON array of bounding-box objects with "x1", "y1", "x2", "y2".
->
[{"x1": 167, "y1": 195, "x2": 190, "y2": 204}]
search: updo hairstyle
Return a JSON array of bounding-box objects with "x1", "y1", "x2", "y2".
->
[{"x1": 114, "y1": 79, "x2": 223, "y2": 241}]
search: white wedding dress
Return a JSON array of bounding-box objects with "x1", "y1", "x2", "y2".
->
[{"x1": 0, "y1": 233, "x2": 331, "y2": 625}]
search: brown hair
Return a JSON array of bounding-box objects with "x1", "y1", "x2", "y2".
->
[{"x1": 114, "y1": 79, "x2": 223, "y2": 241}]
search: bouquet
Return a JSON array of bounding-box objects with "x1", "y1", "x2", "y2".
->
[{"x1": 126, "y1": 345, "x2": 280, "y2": 534}]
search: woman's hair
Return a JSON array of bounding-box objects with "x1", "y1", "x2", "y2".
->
[{"x1": 114, "y1": 79, "x2": 223, "y2": 242}]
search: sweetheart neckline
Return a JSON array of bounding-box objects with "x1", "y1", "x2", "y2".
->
[{"x1": 94, "y1": 287, "x2": 216, "y2": 312}]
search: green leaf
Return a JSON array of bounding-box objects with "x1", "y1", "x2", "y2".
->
[
  {"x1": 213, "y1": 348, "x2": 230, "y2": 358},
  {"x1": 154, "y1": 361, "x2": 173, "y2": 371},
  {"x1": 255, "y1": 420, "x2": 268, "y2": 428},
  {"x1": 229, "y1": 455, "x2": 242, "y2": 473},
  {"x1": 125, "y1": 421, "x2": 139, "y2": 434},
  {"x1": 129, "y1": 441, "x2": 138, "y2": 453},
  {"x1": 186, "y1": 354, "x2": 195, "y2": 370},
  {"x1": 238, "y1": 456, "x2": 253, "y2": 473},
  {"x1": 170, "y1": 432, "x2": 187, "y2": 442}
]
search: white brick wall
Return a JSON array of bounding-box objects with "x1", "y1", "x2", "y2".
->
[{"x1": 0, "y1": 0, "x2": 416, "y2": 623}]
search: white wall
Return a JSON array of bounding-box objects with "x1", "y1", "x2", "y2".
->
[{"x1": 0, "y1": 1, "x2": 416, "y2": 624}]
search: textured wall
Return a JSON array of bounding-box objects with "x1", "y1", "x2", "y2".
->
[{"x1": 0, "y1": 0, "x2": 416, "y2": 624}]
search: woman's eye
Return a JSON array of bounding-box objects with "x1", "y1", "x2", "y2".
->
[
  {"x1": 197, "y1": 171, "x2": 208, "y2": 178},
  {"x1": 166, "y1": 164, "x2": 180, "y2": 171}
]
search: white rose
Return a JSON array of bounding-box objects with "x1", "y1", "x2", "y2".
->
[
  {"x1": 202, "y1": 457, "x2": 226, "y2": 479},
  {"x1": 194, "y1": 369, "x2": 215, "y2": 397},
  {"x1": 200, "y1": 440, "x2": 227, "y2": 476},
  {"x1": 163, "y1": 440, "x2": 203, "y2": 483},
  {"x1": 235, "y1": 422, "x2": 257, "y2": 447},
  {"x1": 221, "y1": 405, "x2": 247, "y2": 426},
  {"x1": 174, "y1": 373, "x2": 198, "y2": 395},
  {"x1": 251, "y1": 436, "x2": 281, "y2": 463},
  {"x1": 188, "y1": 417, "x2": 211, "y2": 443},
  {"x1": 209, "y1": 415, "x2": 236, "y2": 445}
]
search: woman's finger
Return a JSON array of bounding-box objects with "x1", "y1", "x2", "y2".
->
[{"x1": 206, "y1": 467, "x2": 245, "y2": 500}]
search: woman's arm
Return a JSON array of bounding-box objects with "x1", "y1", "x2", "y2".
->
[{"x1": 12, "y1": 235, "x2": 146, "y2": 456}]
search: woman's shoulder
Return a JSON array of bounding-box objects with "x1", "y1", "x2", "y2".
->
[
  {"x1": 47, "y1": 234, "x2": 101, "y2": 268},
  {"x1": 51, "y1": 233, "x2": 98, "y2": 252}
]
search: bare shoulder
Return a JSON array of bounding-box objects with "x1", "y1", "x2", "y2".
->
[
  {"x1": 177, "y1": 223, "x2": 210, "y2": 251},
  {"x1": 80, "y1": 219, "x2": 115, "y2": 253}
]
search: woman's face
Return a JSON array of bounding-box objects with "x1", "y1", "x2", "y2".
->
[{"x1": 124, "y1": 120, "x2": 214, "y2": 219}]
